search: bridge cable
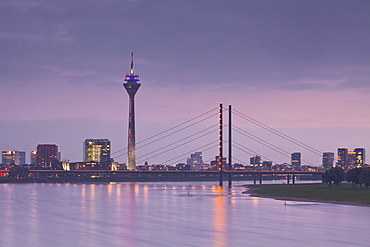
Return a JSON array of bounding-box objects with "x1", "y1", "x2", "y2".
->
[
  {"x1": 158, "y1": 140, "x2": 218, "y2": 165},
  {"x1": 233, "y1": 126, "x2": 292, "y2": 157},
  {"x1": 112, "y1": 107, "x2": 219, "y2": 157},
  {"x1": 233, "y1": 126, "x2": 315, "y2": 166},
  {"x1": 136, "y1": 125, "x2": 218, "y2": 163},
  {"x1": 137, "y1": 125, "x2": 218, "y2": 159},
  {"x1": 232, "y1": 109, "x2": 322, "y2": 156},
  {"x1": 232, "y1": 140, "x2": 276, "y2": 163},
  {"x1": 134, "y1": 115, "x2": 218, "y2": 154},
  {"x1": 162, "y1": 143, "x2": 217, "y2": 167},
  {"x1": 114, "y1": 124, "x2": 218, "y2": 161}
]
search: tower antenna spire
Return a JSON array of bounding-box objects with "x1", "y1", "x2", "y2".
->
[{"x1": 130, "y1": 51, "x2": 134, "y2": 75}]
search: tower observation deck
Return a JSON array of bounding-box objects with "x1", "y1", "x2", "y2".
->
[{"x1": 123, "y1": 52, "x2": 141, "y2": 170}]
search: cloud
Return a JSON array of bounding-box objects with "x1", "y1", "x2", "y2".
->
[
  {"x1": 42, "y1": 65, "x2": 96, "y2": 77},
  {"x1": 0, "y1": 32, "x2": 44, "y2": 40},
  {"x1": 1, "y1": 0, "x2": 369, "y2": 92},
  {"x1": 1, "y1": 0, "x2": 370, "y2": 165}
]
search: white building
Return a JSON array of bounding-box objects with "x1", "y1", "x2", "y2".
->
[{"x1": 186, "y1": 152, "x2": 203, "y2": 170}]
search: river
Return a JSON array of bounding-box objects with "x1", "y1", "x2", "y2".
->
[{"x1": 1, "y1": 181, "x2": 369, "y2": 247}]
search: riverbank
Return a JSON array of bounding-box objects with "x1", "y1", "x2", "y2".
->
[
  {"x1": 246, "y1": 183, "x2": 370, "y2": 207},
  {"x1": 0, "y1": 175, "x2": 322, "y2": 183}
]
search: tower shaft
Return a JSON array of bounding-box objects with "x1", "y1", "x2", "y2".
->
[{"x1": 126, "y1": 92, "x2": 137, "y2": 170}]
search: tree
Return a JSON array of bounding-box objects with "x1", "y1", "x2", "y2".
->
[
  {"x1": 322, "y1": 167, "x2": 345, "y2": 186},
  {"x1": 359, "y1": 167, "x2": 370, "y2": 189},
  {"x1": 346, "y1": 168, "x2": 363, "y2": 187}
]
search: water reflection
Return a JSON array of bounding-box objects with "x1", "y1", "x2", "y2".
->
[
  {"x1": 2, "y1": 184, "x2": 14, "y2": 246},
  {"x1": 251, "y1": 196, "x2": 260, "y2": 207},
  {"x1": 107, "y1": 183, "x2": 113, "y2": 196},
  {"x1": 143, "y1": 184, "x2": 149, "y2": 206},
  {"x1": 214, "y1": 187, "x2": 226, "y2": 247},
  {"x1": 0, "y1": 182, "x2": 370, "y2": 247}
]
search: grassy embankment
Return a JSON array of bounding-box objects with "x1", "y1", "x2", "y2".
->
[{"x1": 248, "y1": 183, "x2": 370, "y2": 206}]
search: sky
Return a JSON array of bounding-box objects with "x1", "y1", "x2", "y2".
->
[{"x1": 1, "y1": 0, "x2": 369, "y2": 166}]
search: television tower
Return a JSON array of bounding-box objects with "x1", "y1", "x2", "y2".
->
[{"x1": 123, "y1": 52, "x2": 141, "y2": 170}]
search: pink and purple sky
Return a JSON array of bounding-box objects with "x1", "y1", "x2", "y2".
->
[{"x1": 1, "y1": 0, "x2": 369, "y2": 166}]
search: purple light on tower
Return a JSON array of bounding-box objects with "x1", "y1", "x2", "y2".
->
[{"x1": 123, "y1": 52, "x2": 141, "y2": 170}]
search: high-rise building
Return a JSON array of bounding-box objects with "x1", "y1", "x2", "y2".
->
[
  {"x1": 337, "y1": 148, "x2": 366, "y2": 170},
  {"x1": 123, "y1": 52, "x2": 141, "y2": 170},
  {"x1": 83, "y1": 139, "x2": 111, "y2": 163},
  {"x1": 262, "y1": 161, "x2": 272, "y2": 170},
  {"x1": 354, "y1": 148, "x2": 365, "y2": 168},
  {"x1": 37, "y1": 144, "x2": 59, "y2": 167},
  {"x1": 30, "y1": 151, "x2": 37, "y2": 165},
  {"x1": 250, "y1": 155, "x2": 261, "y2": 167},
  {"x1": 186, "y1": 152, "x2": 203, "y2": 170},
  {"x1": 347, "y1": 151, "x2": 357, "y2": 169},
  {"x1": 210, "y1": 156, "x2": 227, "y2": 170},
  {"x1": 337, "y1": 148, "x2": 348, "y2": 169},
  {"x1": 2, "y1": 151, "x2": 25, "y2": 165},
  {"x1": 291, "y1": 152, "x2": 301, "y2": 168},
  {"x1": 322, "y1": 152, "x2": 334, "y2": 169}
]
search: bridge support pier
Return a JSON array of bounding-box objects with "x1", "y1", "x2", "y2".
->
[
  {"x1": 228, "y1": 174, "x2": 232, "y2": 187},
  {"x1": 219, "y1": 171, "x2": 223, "y2": 186},
  {"x1": 292, "y1": 175, "x2": 295, "y2": 184},
  {"x1": 287, "y1": 174, "x2": 290, "y2": 184},
  {"x1": 259, "y1": 173, "x2": 262, "y2": 185},
  {"x1": 253, "y1": 173, "x2": 256, "y2": 185}
]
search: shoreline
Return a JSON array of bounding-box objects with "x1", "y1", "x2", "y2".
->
[
  {"x1": 0, "y1": 176, "x2": 322, "y2": 183},
  {"x1": 246, "y1": 186, "x2": 370, "y2": 207}
]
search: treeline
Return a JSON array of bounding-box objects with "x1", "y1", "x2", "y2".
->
[{"x1": 322, "y1": 166, "x2": 370, "y2": 188}]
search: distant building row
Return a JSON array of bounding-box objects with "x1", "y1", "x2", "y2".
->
[
  {"x1": 2, "y1": 139, "x2": 111, "y2": 167},
  {"x1": 337, "y1": 148, "x2": 365, "y2": 170},
  {"x1": 244, "y1": 148, "x2": 366, "y2": 171},
  {"x1": 322, "y1": 148, "x2": 365, "y2": 170},
  {"x1": 2, "y1": 145, "x2": 60, "y2": 167},
  {"x1": 1, "y1": 141, "x2": 366, "y2": 171}
]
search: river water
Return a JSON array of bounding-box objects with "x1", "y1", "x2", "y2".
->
[{"x1": 1, "y1": 181, "x2": 369, "y2": 247}]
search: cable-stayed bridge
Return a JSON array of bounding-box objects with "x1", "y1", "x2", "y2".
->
[{"x1": 112, "y1": 104, "x2": 324, "y2": 169}]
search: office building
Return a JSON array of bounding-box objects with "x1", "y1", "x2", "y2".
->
[
  {"x1": 322, "y1": 152, "x2": 334, "y2": 169},
  {"x1": 186, "y1": 152, "x2": 203, "y2": 170},
  {"x1": 210, "y1": 156, "x2": 227, "y2": 170},
  {"x1": 354, "y1": 148, "x2": 365, "y2": 168},
  {"x1": 262, "y1": 161, "x2": 273, "y2": 170},
  {"x1": 2, "y1": 151, "x2": 26, "y2": 166},
  {"x1": 337, "y1": 148, "x2": 348, "y2": 169},
  {"x1": 30, "y1": 151, "x2": 37, "y2": 165},
  {"x1": 250, "y1": 155, "x2": 261, "y2": 167},
  {"x1": 347, "y1": 151, "x2": 357, "y2": 169},
  {"x1": 83, "y1": 139, "x2": 111, "y2": 163},
  {"x1": 37, "y1": 144, "x2": 59, "y2": 167},
  {"x1": 291, "y1": 152, "x2": 301, "y2": 168},
  {"x1": 337, "y1": 148, "x2": 366, "y2": 170}
]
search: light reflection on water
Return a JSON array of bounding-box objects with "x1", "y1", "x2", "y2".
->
[
  {"x1": 1, "y1": 181, "x2": 370, "y2": 247},
  {"x1": 214, "y1": 187, "x2": 226, "y2": 247}
]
